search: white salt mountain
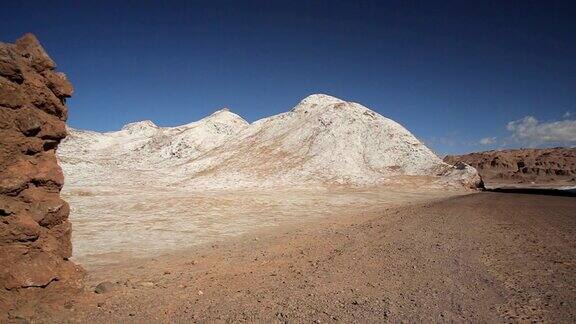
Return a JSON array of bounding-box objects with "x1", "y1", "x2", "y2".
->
[{"x1": 58, "y1": 94, "x2": 482, "y2": 190}]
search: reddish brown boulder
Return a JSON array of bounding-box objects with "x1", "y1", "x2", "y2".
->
[{"x1": 0, "y1": 33, "x2": 82, "y2": 297}]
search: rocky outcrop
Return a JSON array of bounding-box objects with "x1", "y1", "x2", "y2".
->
[
  {"x1": 0, "y1": 34, "x2": 81, "y2": 292},
  {"x1": 444, "y1": 148, "x2": 576, "y2": 186}
]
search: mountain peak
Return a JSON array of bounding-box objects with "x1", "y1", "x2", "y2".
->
[
  {"x1": 292, "y1": 94, "x2": 349, "y2": 113},
  {"x1": 300, "y1": 94, "x2": 345, "y2": 106},
  {"x1": 206, "y1": 108, "x2": 249, "y2": 125},
  {"x1": 121, "y1": 120, "x2": 158, "y2": 131},
  {"x1": 210, "y1": 107, "x2": 231, "y2": 115}
]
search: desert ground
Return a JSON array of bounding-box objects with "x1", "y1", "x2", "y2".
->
[
  {"x1": 62, "y1": 186, "x2": 455, "y2": 267},
  {"x1": 5, "y1": 189, "x2": 575, "y2": 323},
  {"x1": 2, "y1": 12, "x2": 575, "y2": 324}
]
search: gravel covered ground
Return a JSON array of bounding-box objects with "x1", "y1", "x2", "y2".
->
[{"x1": 5, "y1": 192, "x2": 576, "y2": 323}]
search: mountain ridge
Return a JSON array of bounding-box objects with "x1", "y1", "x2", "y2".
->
[{"x1": 59, "y1": 94, "x2": 482, "y2": 190}]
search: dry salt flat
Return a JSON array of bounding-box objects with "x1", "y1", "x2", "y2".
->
[{"x1": 63, "y1": 186, "x2": 460, "y2": 268}]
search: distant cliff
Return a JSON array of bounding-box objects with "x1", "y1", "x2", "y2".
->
[{"x1": 444, "y1": 148, "x2": 576, "y2": 186}]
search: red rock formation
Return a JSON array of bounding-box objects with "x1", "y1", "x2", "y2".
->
[
  {"x1": 444, "y1": 148, "x2": 576, "y2": 186},
  {"x1": 0, "y1": 34, "x2": 82, "y2": 293}
]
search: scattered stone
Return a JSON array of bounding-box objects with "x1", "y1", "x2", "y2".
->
[{"x1": 94, "y1": 281, "x2": 114, "y2": 294}]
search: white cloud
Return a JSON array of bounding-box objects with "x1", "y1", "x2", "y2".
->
[
  {"x1": 506, "y1": 116, "x2": 576, "y2": 144},
  {"x1": 564, "y1": 111, "x2": 572, "y2": 118},
  {"x1": 479, "y1": 137, "x2": 496, "y2": 145},
  {"x1": 426, "y1": 136, "x2": 456, "y2": 147}
]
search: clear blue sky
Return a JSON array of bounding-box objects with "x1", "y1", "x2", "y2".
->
[{"x1": 2, "y1": 0, "x2": 575, "y2": 155}]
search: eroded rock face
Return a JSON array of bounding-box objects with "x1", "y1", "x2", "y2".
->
[
  {"x1": 444, "y1": 148, "x2": 576, "y2": 186},
  {"x1": 0, "y1": 34, "x2": 81, "y2": 291}
]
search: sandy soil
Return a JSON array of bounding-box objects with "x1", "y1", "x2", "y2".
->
[{"x1": 4, "y1": 192, "x2": 576, "y2": 323}]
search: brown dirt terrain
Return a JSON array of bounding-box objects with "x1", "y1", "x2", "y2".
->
[
  {"x1": 444, "y1": 148, "x2": 576, "y2": 187},
  {"x1": 5, "y1": 192, "x2": 575, "y2": 323}
]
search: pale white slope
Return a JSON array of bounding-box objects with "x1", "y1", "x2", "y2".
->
[
  {"x1": 175, "y1": 94, "x2": 479, "y2": 189},
  {"x1": 135, "y1": 109, "x2": 248, "y2": 162},
  {"x1": 58, "y1": 94, "x2": 481, "y2": 190},
  {"x1": 58, "y1": 109, "x2": 248, "y2": 187}
]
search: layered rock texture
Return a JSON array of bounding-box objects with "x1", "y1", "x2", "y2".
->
[
  {"x1": 444, "y1": 148, "x2": 576, "y2": 186},
  {"x1": 59, "y1": 94, "x2": 482, "y2": 190},
  {"x1": 0, "y1": 34, "x2": 80, "y2": 291}
]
